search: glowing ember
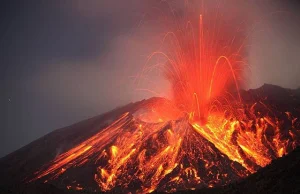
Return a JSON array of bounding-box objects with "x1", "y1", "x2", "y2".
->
[
  {"x1": 161, "y1": 14, "x2": 243, "y2": 125},
  {"x1": 29, "y1": 3, "x2": 300, "y2": 194}
]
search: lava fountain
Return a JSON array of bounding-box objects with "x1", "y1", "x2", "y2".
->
[
  {"x1": 161, "y1": 14, "x2": 244, "y2": 125},
  {"x1": 29, "y1": 2, "x2": 300, "y2": 194}
]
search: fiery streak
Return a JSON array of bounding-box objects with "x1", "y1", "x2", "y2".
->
[
  {"x1": 30, "y1": 105, "x2": 299, "y2": 193},
  {"x1": 30, "y1": 3, "x2": 300, "y2": 193}
]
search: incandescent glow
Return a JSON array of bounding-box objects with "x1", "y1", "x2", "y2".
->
[{"x1": 29, "y1": 3, "x2": 300, "y2": 194}]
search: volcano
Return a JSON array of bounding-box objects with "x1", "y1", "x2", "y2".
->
[{"x1": 0, "y1": 84, "x2": 300, "y2": 194}]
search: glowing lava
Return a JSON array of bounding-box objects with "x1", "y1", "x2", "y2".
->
[
  {"x1": 163, "y1": 15, "x2": 243, "y2": 124},
  {"x1": 30, "y1": 102, "x2": 300, "y2": 193},
  {"x1": 29, "y1": 4, "x2": 300, "y2": 194}
]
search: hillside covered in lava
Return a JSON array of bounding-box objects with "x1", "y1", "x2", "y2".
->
[
  {"x1": 173, "y1": 146, "x2": 300, "y2": 194},
  {"x1": 1, "y1": 84, "x2": 300, "y2": 194}
]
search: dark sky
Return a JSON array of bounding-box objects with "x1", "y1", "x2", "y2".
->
[{"x1": 1, "y1": 0, "x2": 300, "y2": 157}]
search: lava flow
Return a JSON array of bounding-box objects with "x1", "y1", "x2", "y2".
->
[{"x1": 30, "y1": 5, "x2": 300, "y2": 194}]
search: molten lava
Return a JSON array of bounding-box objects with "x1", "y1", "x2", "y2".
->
[
  {"x1": 162, "y1": 14, "x2": 243, "y2": 124},
  {"x1": 30, "y1": 5, "x2": 300, "y2": 194}
]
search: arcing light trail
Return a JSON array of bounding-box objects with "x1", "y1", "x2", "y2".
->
[{"x1": 30, "y1": 7, "x2": 300, "y2": 194}]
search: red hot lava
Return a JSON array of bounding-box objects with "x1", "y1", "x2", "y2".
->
[{"x1": 30, "y1": 4, "x2": 300, "y2": 194}]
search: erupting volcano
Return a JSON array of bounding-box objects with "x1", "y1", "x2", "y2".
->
[
  {"x1": 25, "y1": 7, "x2": 300, "y2": 194},
  {"x1": 1, "y1": 2, "x2": 300, "y2": 194}
]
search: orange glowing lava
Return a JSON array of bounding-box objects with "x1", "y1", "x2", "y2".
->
[{"x1": 29, "y1": 3, "x2": 300, "y2": 194}]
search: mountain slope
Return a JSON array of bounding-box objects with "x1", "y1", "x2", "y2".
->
[
  {"x1": 0, "y1": 98, "x2": 160, "y2": 186},
  {"x1": 173, "y1": 146, "x2": 300, "y2": 194},
  {"x1": 1, "y1": 84, "x2": 300, "y2": 194}
]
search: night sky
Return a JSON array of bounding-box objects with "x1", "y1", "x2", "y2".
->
[{"x1": 1, "y1": 0, "x2": 300, "y2": 157}]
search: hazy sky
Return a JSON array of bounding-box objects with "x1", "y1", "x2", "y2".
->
[{"x1": 1, "y1": 0, "x2": 300, "y2": 157}]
